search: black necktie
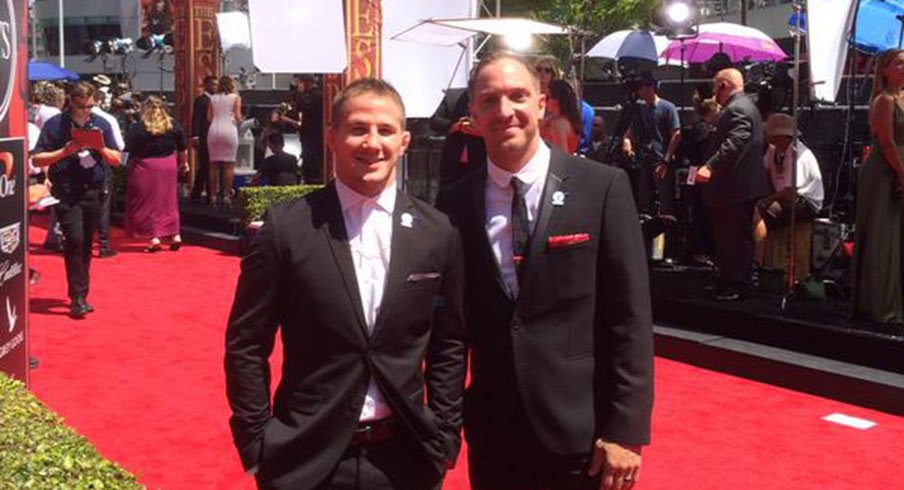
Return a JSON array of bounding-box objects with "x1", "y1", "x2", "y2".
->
[{"x1": 511, "y1": 177, "x2": 530, "y2": 283}]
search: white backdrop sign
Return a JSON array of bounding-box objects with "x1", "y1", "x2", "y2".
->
[
  {"x1": 382, "y1": 0, "x2": 477, "y2": 118},
  {"x1": 807, "y1": 0, "x2": 856, "y2": 102},
  {"x1": 247, "y1": 0, "x2": 348, "y2": 73}
]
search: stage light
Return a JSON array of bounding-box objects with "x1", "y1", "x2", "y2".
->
[
  {"x1": 136, "y1": 33, "x2": 174, "y2": 58},
  {"x1": 109, "y1": 38, "x2": 134, "y2": 55},
  {"x1": 504, "y1": 31, "x2": 533, "y2": 51},
  {"x1": 666, "y1": 3, "x2": 691, "y2": 24},
  {"x1": 657, "y1": 0, "x2": 699, "y2": 40},
  {"x1": 82, "y1": 40, "x2": 102, "y2": 56}
]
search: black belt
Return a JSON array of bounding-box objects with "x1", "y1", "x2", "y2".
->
[{"x1": 348, "y1": 418, "x2": 397, "y2": 449}]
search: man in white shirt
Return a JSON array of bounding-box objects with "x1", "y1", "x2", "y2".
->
[
  {"x1": 437, "y1": 52, "x2": 653, "y2": 490},
  {"x1": 225, "y1": 79, "x2": 466, "y2": 490},
  {"x1": 754, "y1": 113, "x2": 824, "y2": 265},
  {"x1": 91, "y1": 88, "x2": 125, "y2": 258}
]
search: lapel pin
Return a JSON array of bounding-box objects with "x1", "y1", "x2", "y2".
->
[
  {"x1": 400, "y1": 212, "x2": 414, "y2": 228},
  {"x1": 551, "y1": 191, "x2": 566, "y2": 207}
]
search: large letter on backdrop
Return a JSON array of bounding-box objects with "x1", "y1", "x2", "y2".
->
[{"x1": 0, "y1": 0, "x2": 29, "y2": 385}]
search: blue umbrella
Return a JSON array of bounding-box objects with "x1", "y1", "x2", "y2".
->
[
  {"x1": 27, "y1": 60, "x2": 79, "y2": 81},
  {"x1": 853, "y1": 0, "x2": 904, "y2": 53}
]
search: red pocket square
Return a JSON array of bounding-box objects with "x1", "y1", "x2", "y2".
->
[{"x1": 547, "y1": 233, "x2": 591, "y2": 249}]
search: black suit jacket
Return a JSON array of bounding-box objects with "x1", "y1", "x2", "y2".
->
[
  {"x1": 436, "y1": 147, "x2": 654, "y2": 456},
  {"x1": 703, "y1": 92, "x2": 769, "y2": 206},
  {"x1": 191, "y1": 93, "x2": 211, "y2": 145},
  {"x1": 225, "y1": 183, "x2": 467, "y2": 489}
]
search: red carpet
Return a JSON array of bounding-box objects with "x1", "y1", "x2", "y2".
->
[{"x1": 26, "y1": 221, "x2": 904, "y2": 489}]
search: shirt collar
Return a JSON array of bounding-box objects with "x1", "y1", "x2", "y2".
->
[
  {"x1": 335, "y1": 177, "x2": 397, "y2": 214},
  {"x1": 487, "y1": 141, "x2": 551, "y2": 189}
]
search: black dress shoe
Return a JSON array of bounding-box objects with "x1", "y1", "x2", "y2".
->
[
  {"x1": 711, "y1": 289, "x2": 742, "y2": 302},
  {"x1": 98, "y1": 248, "x2": 118, "y2": 258},
  {"x1": 69, "y1": 297, "x2": 92, "y2": 319}
]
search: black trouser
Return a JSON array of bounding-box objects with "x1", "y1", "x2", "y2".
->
[
  {"x1": 56, "y1": 189, "x2": 101, "y2": 300},
  {"x1": 468, "y1": 403, "x2": 600, "y2": 490},
  {"x1": 301, "y1": 137, "x2": 323, "y2": 184},
  {"x1": 630, "y1": 159, "x2": 676, "y2": 217},
  {"x1": 97, "y1": 187, "x2": 112, "y2": 250},
  {"x1": 190, "y1": 143, "x2": 210, "y2": 200},
  {"x1": 709, "y1": 199, "x2": 757, "y2": 291},
  {"x1": 306, "y1": 434, "x2": 440, "y2": 490}
]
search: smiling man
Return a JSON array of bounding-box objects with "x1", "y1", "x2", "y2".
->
[
  {"x1": 437, "y1": 52, "x2": 653, "y2": 490},
  {"x1": 225, "y1": 79, "x2": 467, "y2": 490}
]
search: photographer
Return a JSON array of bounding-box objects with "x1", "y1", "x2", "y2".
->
[{"x1": 622, "y1": 72, "x2": 681, "y2": 219}]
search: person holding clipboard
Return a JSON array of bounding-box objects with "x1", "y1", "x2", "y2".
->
[{"x1": 32, "y1": 82, "x2": 122, "y2": 319}]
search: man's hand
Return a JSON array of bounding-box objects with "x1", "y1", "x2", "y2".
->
[
  {"x1": 588, "y1": 439, "x2": 642, "y2": 490},
  {"x1": 63, "y1": 140, "x2": 82, "y2": 156},
  {"x1": 766, "y1": 200, "x2": 783, "y2": 218},
  {"x1": 622, "y1": 138, "x2": 634, "y2": 157},
  {"x1": 695, "y1": 164, "x2": 712, "y2": 183},
  {"x1": 451, "y1": 117, "x2": 480, "y2": 136},
  {"x1": 653, "y1": 162, "x2": 668, "y2": 181}
]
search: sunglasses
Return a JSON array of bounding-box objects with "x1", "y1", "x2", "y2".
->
[{"x1": 536, "y1": 67, "x2": 555, "y2": 74}]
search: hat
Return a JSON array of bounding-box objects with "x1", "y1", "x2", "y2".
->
[
  {"x1": 92, "y1": 74, "x2": 111, "y2": 86},
  {"x1": 638, "y1": 71, "x2": 657, "y2": 87},
  {"x1": 765, "y1": 113, "x2": 795, "y2": 138}
]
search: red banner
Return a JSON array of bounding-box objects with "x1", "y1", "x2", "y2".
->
[{"x1": 0, "y1": 0, "x2": 30, "y2": 385}]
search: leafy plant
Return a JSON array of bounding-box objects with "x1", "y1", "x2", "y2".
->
[
  {"x1": 236, "y1": 185, "x2": 323, "y2": 226},
  {"x1": 0, "y1": 373, "x2": 142, "y2": 489}
]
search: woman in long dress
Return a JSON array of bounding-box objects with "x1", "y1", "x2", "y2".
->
[
  {"x1": 124, "y1": 96, "x2": 188, "y2": 252},
  {"x1": 853, "y1": 49, "x2": 904, "y2": 323},
  {"x1": 207, "y1": 75, "x2": 242, "y2": 207}
]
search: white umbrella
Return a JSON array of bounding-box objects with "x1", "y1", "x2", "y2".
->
[{"x1": 588, "y1": 30, "x2": 680, "y2": 66}]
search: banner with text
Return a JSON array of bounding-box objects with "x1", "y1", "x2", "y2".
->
[{"x1": 0, "y1": 0, "x2": 29, "y2": 385}]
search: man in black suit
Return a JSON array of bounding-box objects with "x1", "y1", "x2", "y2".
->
[
  {"x1": 190, "y1": 75, "x2": 217, "y2": 203},
  {"x1": 225, "y1": 79, "x2": 467, "y2": 490},
  {"x1": 437, "y1": 52, "x2": 653, "y2": 490},
  {"x1": 694, "y1": 68, "x2": 769, "y2": 301}
]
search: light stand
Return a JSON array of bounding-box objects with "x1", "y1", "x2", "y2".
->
[{"x1": 781, "y1": 3, "x2": 805, "y2": 310}]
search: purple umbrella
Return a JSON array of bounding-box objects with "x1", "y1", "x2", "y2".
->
[{"x1": 660, "y1": 22, "x2": 788, "y2": 64}]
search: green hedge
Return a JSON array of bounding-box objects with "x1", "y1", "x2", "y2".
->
[
  {"x1": 236, "y1": 185, "x2": 323, "y2": 226},
  {"x1": 0, "y1": 373, "x2": 141, "y2": 489}
]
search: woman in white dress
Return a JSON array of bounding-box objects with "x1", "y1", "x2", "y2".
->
[{"x1": 206, "y1": 75, "x2": 242, "y2": 206}]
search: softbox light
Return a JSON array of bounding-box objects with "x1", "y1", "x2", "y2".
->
[
  {"x1": 216, "y1": 11, "x2": 252, "y2": 52},
  {"x1": 248, "y1": 0, "x2": 347, "y2": 74}
]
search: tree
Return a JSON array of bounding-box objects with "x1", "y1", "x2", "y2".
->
[{"x1": 499, "y1": 0, "x2": 658, "y2": 73}]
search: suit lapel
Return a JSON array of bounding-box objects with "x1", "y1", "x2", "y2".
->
[
  {"x1": 520, "y1": 148, "x2": 570, "y2": 297},
  {"x1": 320, "y1": 183, "x2": 369, "y2": 339},
  {"x1": 371, "y1": 191, "x2": 416, "y2": 340},
  {"x1": 469, "y1": 169, "x2": 511, "y2": 298}
]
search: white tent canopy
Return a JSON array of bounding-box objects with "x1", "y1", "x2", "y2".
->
[{"x1": 392, "y1": 17, "x2": 567, "y2": 46}]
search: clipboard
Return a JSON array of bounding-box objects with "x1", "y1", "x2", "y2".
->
[{"x1": 71, "y1": 128, "x2": 104, "y2": 149}]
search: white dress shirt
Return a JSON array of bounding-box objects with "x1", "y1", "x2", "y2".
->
[
  {"x1": 34, "y1": 104, "x2": 60, "y2": 130},
  {"x1": 335, "y1": 178, "x2": 395, "y2": 422},
  {"x1": 92, "y1": 107, "x2": 126, "y2": 151},
  {"x1": 485, "y1": 142, "x2": 551, "y2": 297}
]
